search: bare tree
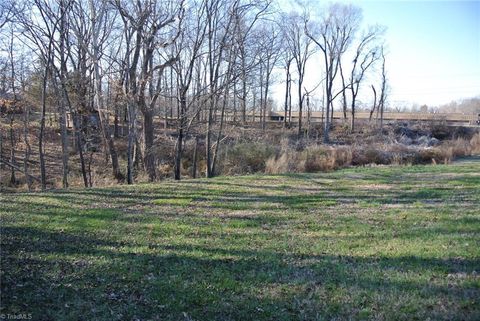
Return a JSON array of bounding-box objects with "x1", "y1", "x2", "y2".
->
[
  {"x1": 16, "y1": 0, "x2": 62, "y2": 190},
  {"x1": 347, "y1": 26, "x2": 384, "y2": 132},
  {"x1": 115, "y1": 0, "x2": 183, "y2": 182},
  {"x1": 231, "y1": 1, "x2": 271, "y2": 124},
  {"x1": 172, "y1": 0, "x2": 207, "y2": 180},
  {"x1": 115, "y1": 3, "x2": 139, "y2": 184},
  {"x1": 284, "y1": 12, "x2": 314, "y2": 137},
  {"x1": 305, "y1": 3, "x2": 361, "y2": 143},
  {"x1": 4, "y1": 28, "x2": 18, "y2": 186},
  {"x1": 2, "y1": 0, "x2": 393, "y2": 188},
  {"x1": 88, "y1": 0, "x2": 123, "y2": 181},
  {"x1": 204, "y1": 0, "x2": 238, "y2": 178},
  {"x1": 377, "y1": 45, "x2": 388, "y2": 130},
  {"x1": 19, "y1": 56, "x2": 33, "y2": 191},
  {"x1": 256, "y1": 23, "x2": 281, "y2": 130}
]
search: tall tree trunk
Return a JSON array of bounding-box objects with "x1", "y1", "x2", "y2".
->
[
  {"x1": 90, "y1": 0, "x2": 123, "y2": 181},
  {"x1": 379, "y1": 99, "x2": 384, "y2": 131},
  {"x1": 96, "y1": 100, "x2": 123, "y2": 181},
  {"x1": 370, "y1": 85, "x2": 377, "y2": 121},
  {"x1": 50, "y1": 72, "x2": 77, "y2": 189},
  {"x1": 126, "y1": 100, "x2": 136, "y2": 184},
  {"x1": 263, "y1": 65, "x2": 271, "y2": 131},
  {"x1": 297, "y1": 81, "x2": 303, "y2": 137},
  {"x1": 143, "y1": 108, "x2": 156, "y2": 181},
  {"x1": 0, "y1": 125, "x2": 3, "y2": 172},
  {"x1": 288, "y1": 81, "x2": 292, "y2": 127},
  {"x1": 350, "y1": 101, "x2": 356, "y2": 133},
  {"x1": 241, "y1": 70, "x2": 247, "y2": 124},
  {"x1": 211, "y1": 87, "x2": 228, "y2": 176},
  {"x1": 8, "y1": 32, "x2": 17, "y2": 186},
  {"x1": 59, "y1": 0, "x2": 69, "y2": 188},
  {"x1": 323, "y1": 62, "x2": 333, "y2": 144},
  {"x1": 174, "y1": 90, "x2": 187, "y2": 180},
  {"x1": 39, "y1": 67, "x2": 48, "y2": 190},
  {"x1": 9, "y1": 115, "x2": 16, "y2": 185},
  {"x1": 323, "y1": 91, "x2": 331, "y2": 143},
  {"x1": 59, "y1": 107, "x2": 69, "y2": 189},
  {"x1": 306, "y1": 96, "x2": 310, "y2": 139},
  {"x1": 339, "y1": 61, "x2": 348, "y2": 120},
  {"x1": 379, "y1": 48, "x2": 387, "y2": 132},
  {"x1": 259, "y1": 63, "x2": 264, "y2": 127},
  {"x1": 23, "y1": 103, "x2": 32, "y2": 190},
  {"x1": 350, "y1": 85, "x2": 357, "y2": 133},
  {"x1": 233, "y1": 80, "x2": 237, "y2": 122},
  {"x1": 114, "y1": 105, "x2": 120, "y2": 138},
  {"x1": 192, "y1": 136, "x2": 198, "y2": 179},
  {"x1": 283, "y1": 62, "x2": 291, "y2": 129},
  {"x1": 205, "y1": 98, "x2": 214, "y2": 178},
  {"x1": 72, "y1": 112, "x2": 88, "y2": 187}
]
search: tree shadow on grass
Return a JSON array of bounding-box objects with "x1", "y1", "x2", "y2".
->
[
  {"x1": 1, "y1": 225, "x2": 479, "y2": 321},
  {"x1": 4, "y1": 167, "x2": 478, "y2": 219}
]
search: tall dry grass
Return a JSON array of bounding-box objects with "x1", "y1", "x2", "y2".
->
[
  {"x1": 470, "y1": 132, "x2": 480, "y2": 154},
  {"x1": 265, "y1": 131, "x2": 480, "y2": 175},
  {"x1": 265, "y1": 145, "x2": 353, "y2": 174}
]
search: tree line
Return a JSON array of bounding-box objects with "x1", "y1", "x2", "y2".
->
[{"x1": 0, "y1": 0, "x2": 388, "y2": 190}]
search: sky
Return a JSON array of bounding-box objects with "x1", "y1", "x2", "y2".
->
[
  {"x1": 273, "y1": 0, "x2": 480, "y2": 109},
  {"x1": 359, "y1": 0, "x2": 480, "y2": 107}
]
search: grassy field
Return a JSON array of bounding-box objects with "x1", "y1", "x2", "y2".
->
[{"x1": 1, "y1": 162, "x2": 479, "y2": 320}]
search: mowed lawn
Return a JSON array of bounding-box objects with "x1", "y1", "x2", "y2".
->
[{"x1": 1, "y1": 162, "x2": 479, "y2": 321}]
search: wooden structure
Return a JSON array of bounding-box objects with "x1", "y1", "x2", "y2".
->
[{"x1": 266, "y1": 111, "x2": 479, "y2": 126}]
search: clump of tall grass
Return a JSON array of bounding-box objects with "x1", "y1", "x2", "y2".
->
[
  {"x1": 469, "y1": 132, "x2": 480, "y2": 154},
  {"x1": 266, "y1": 144, "x2": 353, "y2": 174}
]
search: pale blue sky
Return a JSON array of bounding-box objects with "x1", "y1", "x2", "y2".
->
[{"x1": 359, "y1": 0, "x2": 480, "y2": 106}]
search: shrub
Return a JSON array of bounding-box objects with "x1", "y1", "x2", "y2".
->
[
  {"x1": 430, "y1": 122, "x2": 450, "y2": 140},
  {"x1": 265, "y1": 151, "x2": 304, "y2": 174},
  {"x1": 352, "y1": 145, "x2": 393, "y2": 165},
  {"x1": 364, "y1": 148, "x2": 392, "y2": 165},
  {"x1": 416, "y1": 148, "x2": 445, "y2": 164},
  {"x1": 452, "y1": 126, "x2": 475, "y2": 140},
  {"x1": 223, "y1": 142, "x2": 276, "y2": 175}
]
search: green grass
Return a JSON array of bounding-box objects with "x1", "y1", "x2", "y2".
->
[{"x1": 1, "y1": 162, "x2": 479, "y2": 320}]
